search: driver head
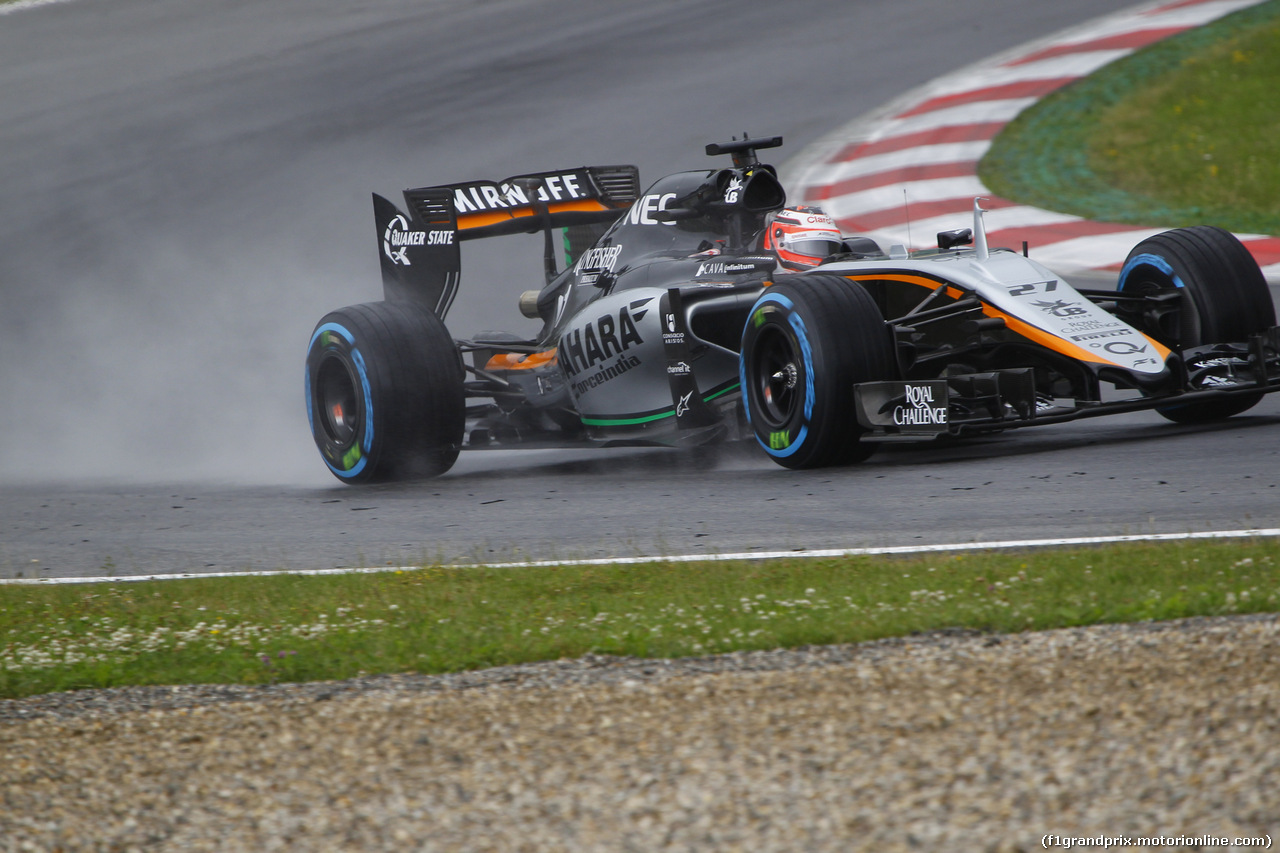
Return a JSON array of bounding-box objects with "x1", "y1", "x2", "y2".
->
[{"x1": 764, "y1": 206, "x2": 843, "y2": 271}]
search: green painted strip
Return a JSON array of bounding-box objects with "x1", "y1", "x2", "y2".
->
[
  {"x1": 582, "y1": 410, "x2": 673, "y2": 427},
  {"x1": 581, "y1": 383, "x2": 740, "y2": 427},
  {"x1": 704, "y1": 383, "x2": 738, "y2": 402}
]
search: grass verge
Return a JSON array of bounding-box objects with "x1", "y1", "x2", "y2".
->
[
  {"x1": 978, "y1": 0, "x2": 1280, "y2": 235},
  {"x1": 2, "y1": 538, "x2": 1278, "y2": 700}
]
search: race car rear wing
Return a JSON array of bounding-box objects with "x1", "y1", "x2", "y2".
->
[{"x1": 373, "y1": 165, "x2": 640, "y2": 318}]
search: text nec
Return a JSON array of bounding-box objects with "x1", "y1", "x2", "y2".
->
[{"x1": 627, "y1": 193, "x2": 677, "y2": 226}]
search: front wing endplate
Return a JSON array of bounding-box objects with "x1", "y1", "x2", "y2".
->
[{"x1": 854, "y1": 380, "x2": 951, "y2": 436}]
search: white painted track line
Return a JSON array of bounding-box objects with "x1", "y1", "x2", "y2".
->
[
  {"x1": 0, "y1": 0, "x2": 77, "y2": 15},
  {"x1": 4, "y1": 528, "x2": 1278, "y2": 585}
]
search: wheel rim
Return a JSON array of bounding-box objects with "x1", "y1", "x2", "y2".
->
[
  {"x1": 315, "y1": 354, "x2": 360, "y2": 447},
  {"x1": 1120, "y1": 263, "x2": 1201, "y2": 346},
  {"x1": 751, "y1": 324, "x2": 802, "y2": 430}
]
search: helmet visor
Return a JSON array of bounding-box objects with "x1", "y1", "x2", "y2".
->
[{"x1": 787, "y1": 238, "x2": 843, "y2": 262}]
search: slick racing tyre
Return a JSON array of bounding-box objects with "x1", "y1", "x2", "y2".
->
[
  {"x1": 305, "y1": 301, "x2": 464, "y2": 483},
  {"x1": 1118, "y1": 225, "x2": 1275, "y2": 423},
  {"x1": 740, "y1": 274, "x2": 897, "y2": 469}
]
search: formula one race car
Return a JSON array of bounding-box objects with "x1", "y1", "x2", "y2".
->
[{"x1": 305, "y1": 135, "x2": 1280, "y2": 483}]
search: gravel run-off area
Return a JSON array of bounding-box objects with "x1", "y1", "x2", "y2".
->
[{"x1": 2, "y1": 615, "x2": 1278, "y2": 851}]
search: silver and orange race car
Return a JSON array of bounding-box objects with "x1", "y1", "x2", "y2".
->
[{"x1": 304, "y1": 135, "x2": 1280, "y2": 482}]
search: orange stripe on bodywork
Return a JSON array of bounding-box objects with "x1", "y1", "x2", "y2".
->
[
  {"x1": 843, "y1": 273, "x2": 1171, "y2": 367},
  {"x1": 847, "y1": 273, "x2": 944, "y2": 288},
  {"x1": 846, "y1": 272, "x2": 964, "y2": 301},
  {"x1": 457, "y1": 200, "x2": 610, "y2": 231},
  {"x1": 987, "y1": 309, "x2": 1170, "y2": 366},
  {"x1": 484, "y1": 349, "x2": 558, "y2": 371}
]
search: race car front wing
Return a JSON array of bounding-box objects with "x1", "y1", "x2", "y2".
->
[{"x1": 854, "y1": 326, "x2": 1280, "y2": 441}]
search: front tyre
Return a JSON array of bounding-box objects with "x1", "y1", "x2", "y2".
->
[
  {"x1": 1118, "y1": 225, "x2": 1274, "y2": 423},
  {"x1": 305, "y1": 301, "x2": 464, "y2": 483},
  {"x1": 740, "y1": 274, "x2": 897, "y2": 469}
]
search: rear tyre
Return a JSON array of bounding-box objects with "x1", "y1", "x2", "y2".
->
[
  {"x1": 1118, "y1": 226, "x2": 1274, "y2": 423},
  {"x1": 740, "y1": 274, "x2": 897, "y2": 469},
  {"x1": 305, "y1": 301, "x2": 464, "y2": 483}
]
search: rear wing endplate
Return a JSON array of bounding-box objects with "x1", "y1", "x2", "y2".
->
[{"x1": 373, "y1": 165, "x2": 640, "y2": 318}]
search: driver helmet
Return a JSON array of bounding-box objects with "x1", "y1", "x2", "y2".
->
[{"x1": 764, "y1": 206, "x2": 843, "y2": 271}]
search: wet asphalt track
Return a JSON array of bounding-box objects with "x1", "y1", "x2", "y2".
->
[{"x1": 2, "y1": 0, "x2": 1278, "y2": 579}]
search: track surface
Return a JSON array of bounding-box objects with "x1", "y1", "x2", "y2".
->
[{"x1": 3, "y1": 0, "x2": 1277, "y2": 579}]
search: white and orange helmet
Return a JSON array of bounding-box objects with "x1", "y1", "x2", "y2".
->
[{"x1": 763, "y1": 206, "x2": 843, "y2": 271}]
